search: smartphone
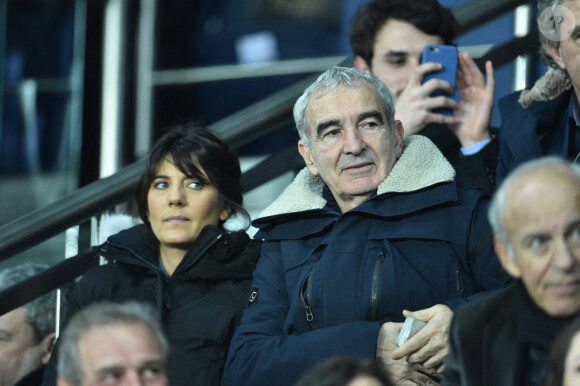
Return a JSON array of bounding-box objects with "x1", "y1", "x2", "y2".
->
[
  {"x1": 396, "y1": 316, "x2": 427, "y2": 347},
  {"x1": 421, "y1": 44, "x2": 459, "y2": 116}
]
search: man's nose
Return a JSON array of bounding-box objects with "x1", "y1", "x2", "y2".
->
[
  {"x1": 553, "y1": 238, "x2": 577, "y2": 271},
  {"x1": 342, "y1": 127, "x2": 366, "y2": 155},
  {"x1": 121, "y1": 371, "x2": 145, "y2": 386}
]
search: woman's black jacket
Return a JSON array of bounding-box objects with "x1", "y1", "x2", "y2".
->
[{"x1": 43, "y1": 223, "x2": 261, "y2": 386}]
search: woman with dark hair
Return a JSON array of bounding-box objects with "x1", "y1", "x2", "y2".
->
[
  {"x1": 545, "y1": 315, "x2": 580, "y2": 386},
  {"x1": 41, "y1": 123, "x2": 261, "y2": 386}
]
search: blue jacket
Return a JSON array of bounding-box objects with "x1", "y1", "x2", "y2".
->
[
  {"x1": 496, "y1": 89, "x2": 571, "y2": 186},
  {"x1": 225, "y1": 136, "x2": 510, "y2": 386}
]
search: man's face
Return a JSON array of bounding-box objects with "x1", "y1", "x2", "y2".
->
[
  {"x1": 357, "y1": 19, "x2": 443, "y2": 101},
  {"x1": 547, "y1": 0, "x2": 580, "y2": 100},
  {"x1": 497, "y1": 170, "x2": 580, "y2": 317},
  {"x1": 0, "y1": 307, "x2": 46, "y2": 386},
  {"x1": 78, "y1": 323, "x2": 167, "y2": 386},
  {"x1": 298, "y1": 85, "x2": 403, "y2": 212}
]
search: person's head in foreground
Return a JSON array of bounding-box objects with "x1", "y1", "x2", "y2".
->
[
  {"x1": 488, "y1": 157, "x2": 580, "y2": 317},
  {"x1": 294, "y1": 356, "x2": 394, "y2": 386},
  {"x1": 56, "y1": 301, "x2": 169, "y2": 386},
  {"x1": 0, "y1": 262, "x2": 66, "y2": 386},
  {"x1": 294, "y1": 66, "x2": 403, "y2": 212},
  {"x1": 545, "y1": 314, "x2": 580, "y2": 385}
]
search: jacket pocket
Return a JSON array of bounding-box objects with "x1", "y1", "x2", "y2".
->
[
  {"x1": 368, "y1": 249, "x2": 386, "y2": 321},
  {"x1": 299, "y1": 265, "x2": 318, "y2": 330}
]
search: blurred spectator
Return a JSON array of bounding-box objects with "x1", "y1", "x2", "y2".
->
[
  {"x1": 0, "y1": 263, "x2": 70, "y2": 386},
  {"x1": 443, "y1": 157, "x2": 580, "y2": 386},
  {"x1": 545, "y1": 315, "x2": 580, "y2": 386},
  {"x1": 496, "y1": 0, "x2": 580, "y2": 185},
  {"x1": 56, "y1": 301, "x2": 168, "y2": 386},
  {"x1": 295, "y1": 357, "x2": 393, "y2": 386}
]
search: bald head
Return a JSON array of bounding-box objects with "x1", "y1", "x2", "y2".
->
[
  {"x1": 488, "y1": 157, "x2": 580, "y2": 316},
  {"x1": 489, "y1": 157, "x2": 580, "y2": 248}
]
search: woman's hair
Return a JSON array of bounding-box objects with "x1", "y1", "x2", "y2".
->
[
  {"x1": 134, "y1": 123, "x2": 250, "y2": 230},
  {"x1": 545, "y1": 315, "x2": 580, "y2": 386},
  {"x1": 295, "y1": 356, "x2": 393, "y2": 386}
]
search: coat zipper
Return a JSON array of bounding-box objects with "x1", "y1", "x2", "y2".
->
[
  {"x1": 102, "y1": 242, "x2": 163, "y2": 276},
  {"x1": 456, "y1": 270, "x2": 465, "y2": 298},
  {"x1": 103, "y1": 234, "x2": 223, "y2": 312},
  {"x1": 178, "y1": 234, "x2": 223, "y2": 273},
  {"x1": 299, "y1": 266, "x2": 317, "y2": 330},
  {"x1": 369, "y1": 250, "x2": 385, "y2": 321}
]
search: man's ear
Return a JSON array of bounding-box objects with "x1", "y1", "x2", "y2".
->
[
  {"x1": 544, "y1": 43, "x2": 566, "y2": 71},
  {"x1": 354, "y1": 55, "x2": 371, "y2": 73},
  {"x1": 298, "y1": 140, "x2": 319, "y2": 176},
  {"x1": 41, "y1": 332, "x2": 56, "y2": 365},
  {"x1": 393, "y1": 120, "x2": 404, "y2": 158},
  {"x1": 494, "y1": 236, "x2": 521, "y2": 279}
]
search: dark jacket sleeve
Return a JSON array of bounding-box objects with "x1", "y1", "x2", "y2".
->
[
  {"x1": 446, "y1": 188, "x2": 510, "y2": 309},
  {"x1": 441, "y1": 304, "x2": 466, "y2": 386},
  {"x1": 496, "y1": 94, "x2": 520, "y2": 188},
  {"x1": 453, "y1": 133, "x2": 499, "y2": 192},
  {"x1": 224, "y1": 240, "x2": 381, "y2": 386},
  {"x1": 420, "y1": 124, "x2": 499, "y2": 192}
]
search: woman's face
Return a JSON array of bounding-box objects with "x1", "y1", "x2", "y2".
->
[
  {"x1": 564, "y1": 331, "x2": 580, "y2": 386},
  {"x1": 147, "y1": 156, "x2": 229, "y2": 254}
]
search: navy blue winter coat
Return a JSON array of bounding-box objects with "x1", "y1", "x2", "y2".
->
[{"x1": 225, "y1": 136, "x2": 510, "y2": 386}]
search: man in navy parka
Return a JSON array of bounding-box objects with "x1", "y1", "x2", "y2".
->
[{"x1": 225, "y1": 67, "x2": 510, "y2": 386}]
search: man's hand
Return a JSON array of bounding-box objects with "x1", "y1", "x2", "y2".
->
[
  {"x1": 391, "y1": 304, "x2": 454, "y2": 379},
  {"x1": 394, "y1": 62, "x2": 457, "y2": 136},
  {"x1": 376, "y1": 321, "x2": 440, "y2": 385},
  {"x1": 450, "y1": 53, "x2": 495, "y2": 147}
]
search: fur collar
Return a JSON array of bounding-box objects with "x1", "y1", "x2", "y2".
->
[
  {"x1": 259, "y1": 135, "x2": 455, "y2": 218},
  {"x1": 518, "y1": 67, "x2": 573, "y2": 109}
]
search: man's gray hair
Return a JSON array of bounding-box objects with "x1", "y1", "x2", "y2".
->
[
  {"x1": 57, "y1": 301, "x2": 169, "y2": 385},
  {"x1": 537, "y1": 0, "x2": 566, "y2": 69},
  {"x1": 0, "y1": 263, "x2": 69, "y2": 343},
  {"x1": 293, "y1": 66, "x2": 396, "y2": 148},
  {"x1": 488, "y1": 157, "x2": 580, "y2": 253}
]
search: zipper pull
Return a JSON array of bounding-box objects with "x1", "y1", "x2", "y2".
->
[{"x1": 305, "y1": 307, "x2": 314, "y2": 322}]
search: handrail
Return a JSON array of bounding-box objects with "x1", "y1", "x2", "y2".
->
[
  {"x1": 0, "y1": 250, "x2": 99, "y2": 315},
  {"x1": 453, "y1": 0, "x2": 532, "y2": 34}
]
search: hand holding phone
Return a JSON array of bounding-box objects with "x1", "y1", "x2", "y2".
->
[
  {"x1": 421, "y1": 44, "x2": 460, "y2": 116},
  {"x1": 396, "y1": 316, "x2": 427, "y2": 347}
]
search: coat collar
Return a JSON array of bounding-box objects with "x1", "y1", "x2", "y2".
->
[{"x1": 258, "y1": 135, "x2": 455, "y2": 218}]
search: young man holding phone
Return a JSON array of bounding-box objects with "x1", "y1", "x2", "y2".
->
[{"x1": 350, "y1": 0, "x2": 498, "y2": 191}]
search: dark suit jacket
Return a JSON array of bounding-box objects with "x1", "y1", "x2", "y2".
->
[
  {"x1": 421, "y1": 124, "x2": 499, "y2": 192},
  {"x1": 442, "y1": 281, "x2": 573, "y2": 386},
  {"x1": 496, "y1": 89, "x2": 571, "y2": 187}
]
